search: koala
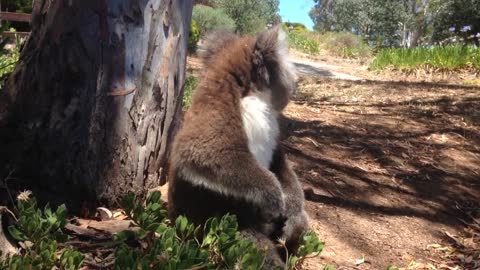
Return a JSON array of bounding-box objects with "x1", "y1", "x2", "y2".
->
[{"x1": 168, "y1": 25, "x2": 309, "y2": 255}]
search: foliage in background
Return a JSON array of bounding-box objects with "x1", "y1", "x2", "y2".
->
[
  {"x1": 310, "y1": 0, "x2": 480, "y2": 48},
  {"x1": 431, "y1": 0, "x2": 480, "y2": 45},
  {"x1": 0, "y1": 57, "x2": 14, "y2": 79},
  {"x1": 1, "y1": 0, "x2": 33, "y2": 32},
  {"x1": 371, "y1": 45, "x2": 480, "y2": 72},
  {"x1": 211, "y1": 0, "x2": 280, "y2": 34},
  {"x1": 188, "y1": 20, "x2": 201, "y2": 53},
  {"x1": 310, "y1": 0, "x2": 408, "y2": 47},
  {"x1": 1, "y1": 191, "x2": 325, "y2": 269},
  {"x1": 0, "y1": 36, "x2": 22, "y2": 91},
  {"x1": 192, "y1": 4, "x2": 236, "y2": 37},
  {"x1": 1, "y1": 0, "x2": 33, "y2": 13}
]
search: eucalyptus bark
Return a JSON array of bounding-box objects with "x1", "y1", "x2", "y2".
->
[{"x1": 0, "y1": 0, "x2": 192, "y2": 208}]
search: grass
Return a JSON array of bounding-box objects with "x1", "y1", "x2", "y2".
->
[{"x1": 371, "y1": 45, "x2": 480, "y2": 72}]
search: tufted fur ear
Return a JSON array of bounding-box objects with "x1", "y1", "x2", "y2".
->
[
  {"x1": 253, "y1": 25, "x2": 296, "y2": 109},
  {"x1": 199, "y1": 29, "x2": 238, "y2": 64}
]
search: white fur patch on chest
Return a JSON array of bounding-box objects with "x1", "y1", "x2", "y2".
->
[{"x1": 241, "y1": 92, "x2": 279, "y2": 168}]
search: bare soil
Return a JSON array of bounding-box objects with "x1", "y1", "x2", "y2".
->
[{"x1": 188, "y1": 55, "x2": 480, "y2": 270}]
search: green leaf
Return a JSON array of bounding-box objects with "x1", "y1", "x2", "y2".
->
[
  {"x1": 147, "y1": 191, "x2": 161, "y2": 205},
  {"x1": 8, "y1": 226, "x2": 26, "y2": 241}
]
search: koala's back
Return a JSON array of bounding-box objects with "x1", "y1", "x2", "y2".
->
[
  {"x1": 168, "y1": 26, "x2": 296, "y2": 241},
  {"x1": 168, "y1": 173, "x2": 261, "y2": 229}
]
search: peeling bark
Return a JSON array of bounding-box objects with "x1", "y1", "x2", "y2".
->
[
  {"x1": 0, "y1": 0, "x2": 192, "y2": 209},
  {"x1": 0, "y1": 212, "x2": 16, "y2": 259}
]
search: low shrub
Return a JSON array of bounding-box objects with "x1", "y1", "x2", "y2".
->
[
  {"x1": 286, "y1": 30, "x2": 371, "y2": 59},
  {"x1": 288, "y1": 31, "x2": 321, "y2": 55},
  {"x1": 1, "y1": 190, "x2": 325, "y2": 269},
  {"x1": 188, "y1": 20, "x2": 201, "y2": 53},
  {"x1": 318, "y1": 32, "x2": 371, "y2": 59},
  {"x1": 283, "y1": 22, "x2": 308, "y2": 33}
]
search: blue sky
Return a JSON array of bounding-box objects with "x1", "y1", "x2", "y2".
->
[{"x1": 279, "y1": 0, "x2": 315, "y2": 30}]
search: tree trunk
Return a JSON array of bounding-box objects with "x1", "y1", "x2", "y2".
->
[{"x1": 0, "y1": 0, "x2": 192, "y2": 210}]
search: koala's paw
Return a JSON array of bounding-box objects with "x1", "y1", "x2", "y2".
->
[{"x1": 259, "y1": 214, "x2": 287, "y2": 240}]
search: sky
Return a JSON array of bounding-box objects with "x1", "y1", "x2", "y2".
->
[{"x1": 279, "y1": 0, "x2": 315, "y2": 30}]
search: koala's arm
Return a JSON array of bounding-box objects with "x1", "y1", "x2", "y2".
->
[
  {"x1": 175, "y1": 148, "x2": 285, "y2": 221},
  {"x1": 269, "y1": 146, "x2": 310, "y2": 252},
  {"x1": 269, "y1": 146, "x2": 305, "y2": 213}
]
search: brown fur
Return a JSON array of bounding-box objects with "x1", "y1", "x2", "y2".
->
[{"x1": 168, "y1": 26, "x2": 308, "y2": 255}]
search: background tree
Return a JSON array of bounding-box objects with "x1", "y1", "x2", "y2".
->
[
  {"x1": 211, "y1": 0, "x2": 280, "y2": 34},
  {"x1": 310, "y1": 0, "x2": 407, "y2": 47},
  {"x1": 0, "y1": 0, "x2": 193, "y2": 209},
  {"x1": 309, "y1": 0, "x2": 334, "y2": 32},
  {"x1": 310, "y1": 0, "x2": 480, "y2": 47}
]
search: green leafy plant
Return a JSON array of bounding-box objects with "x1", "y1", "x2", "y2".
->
[
  {"x1": 0, "y1": 191, "x2": 84, "y2": 270},
  {"x1": 0, "y1": 39, "x2": 20, "y2": 91},
  {"x1": 1, "y1": 191, "x2": 325, "y2": 269},
  {"x1": 114, "y1": 191, "x2": 264, "y2": 269}
]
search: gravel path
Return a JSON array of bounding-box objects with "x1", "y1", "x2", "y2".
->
[{"x1": 292, "y1": 58, "x2": 364, "y2": 81}]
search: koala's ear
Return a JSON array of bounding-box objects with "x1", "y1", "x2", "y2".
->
[
  {"x1": 199, "y1": 29, "x2": 238, "y2": 63},
  {"x1": 253, "y1": 25, "x2": 295, "y2": 86},
  {"x1": 255, "y1": 25, "x2": 289, "y2": 60}
]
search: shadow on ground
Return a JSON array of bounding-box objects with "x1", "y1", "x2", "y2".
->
[{"x1": 282, "y1": 76, "x2": 480, "y2": 268}]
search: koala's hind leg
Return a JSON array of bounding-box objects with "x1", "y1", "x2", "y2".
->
[{"x1": 270, "y1": 146, "x2": 310, "y2": 255}]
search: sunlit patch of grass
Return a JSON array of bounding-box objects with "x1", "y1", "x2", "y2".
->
[
  {"x1": 182, "y1": 74, "x2": 198, "y2": 109},
  {"x1": 463, "y1": 79, "x2": 480, "y2": 86}
]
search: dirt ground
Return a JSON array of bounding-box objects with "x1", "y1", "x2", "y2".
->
[{"x1": 188, "y1": 54, "x2": 480, "y2": 270}]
